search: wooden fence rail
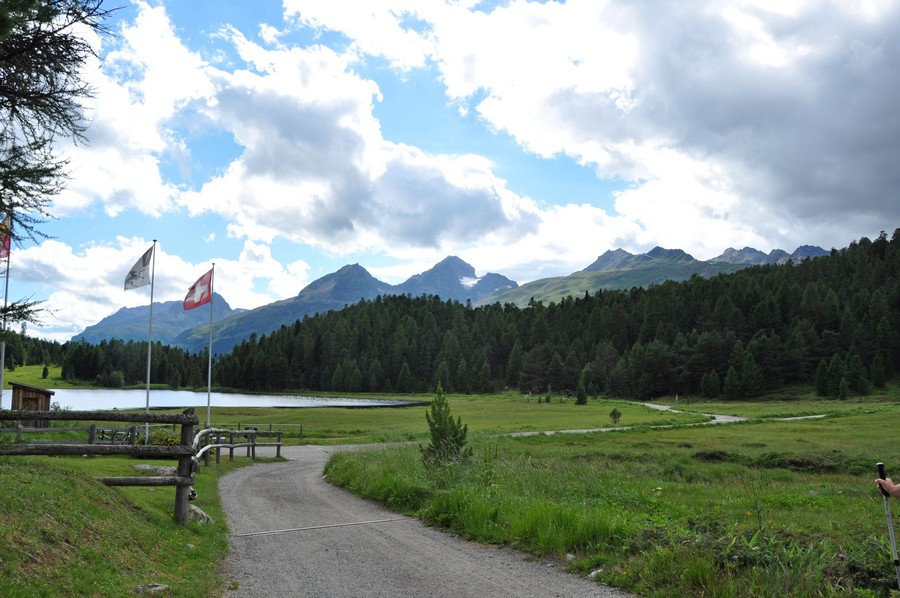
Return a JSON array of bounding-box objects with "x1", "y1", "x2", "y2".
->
[
  {"x1": 0, "y1": 408, "x2": 198, "y2": 525},
  {"x1": 0, "y1": 423, "x2": 152, "y2": 444}
]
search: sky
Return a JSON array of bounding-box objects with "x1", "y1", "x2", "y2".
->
[{"x1": 8, "y1": 0, "x2": 900, "y2": 343}]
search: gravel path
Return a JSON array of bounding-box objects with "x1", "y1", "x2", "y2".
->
[{"x1": 219, "y1": 445, "x2": 632, "y2": 598}]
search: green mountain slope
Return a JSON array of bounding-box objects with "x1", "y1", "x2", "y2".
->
[{"x1": 482, "y1": 252, "x2": 743, "y2": 307}]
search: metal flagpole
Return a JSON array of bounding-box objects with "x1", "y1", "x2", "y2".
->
[
  {"x1": 143, "y1": 240, "x2": 157, "y2": 441},
  {"x1": 0, "y1": 216, "x2": 12, "y2": 409},
  {"x1": 205, "y1": 263, "x2": 215, "y2": 428}
]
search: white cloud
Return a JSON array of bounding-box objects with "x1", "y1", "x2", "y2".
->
[
  {"x1": 54, "y1": 1, "x2": 216, "y2": 218},
  {"x1": 284, "y1": 0, "x2": 434, "y2": 70},
  {"x1": 174, "y1": 28, "x2": 540, "y2": 259},
  {"x1": 24, "y1": 236, "x2": 309, "y2": 342},
  {"x1": 284, "y1": 0, "x2": 900, "y2": 257},
  {"x1": 24, "y1": 0, "x2": 900, "y2": 342}
]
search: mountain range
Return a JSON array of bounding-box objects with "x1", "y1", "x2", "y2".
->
[
  {"x1": 73, "y1": 245, "x2": 828, "y2": 354},
  {"x1": 486, "y1": 245, "x2": 829, "y2": 307}
]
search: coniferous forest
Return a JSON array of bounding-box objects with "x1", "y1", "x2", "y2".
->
[{"x1": 56, "y1": 230, "x2": 900, "y2": 400}]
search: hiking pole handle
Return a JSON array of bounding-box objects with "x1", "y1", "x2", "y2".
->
[
  {"x1": 879, "y1": 462, "x2": 890, "y2": 497},
  {"x1": 877, "y1": 462, "x2": 900, "y2": 590}
]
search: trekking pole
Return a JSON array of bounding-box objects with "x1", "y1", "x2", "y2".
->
[{"x1": 877, "y1": 462, "x2": 900, "y2": 590}]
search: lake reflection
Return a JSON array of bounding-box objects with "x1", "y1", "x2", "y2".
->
[{"x1": 40, "y1": 389, "x2": 417, "y2": 411}]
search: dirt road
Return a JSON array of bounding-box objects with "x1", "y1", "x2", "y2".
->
[{"x1": 219, "y1": 445, "x2": 631, "y2": 597}]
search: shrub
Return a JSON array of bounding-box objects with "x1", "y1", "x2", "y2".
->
[
  {"x1": 95, "y1": 370, "x2": 125, "y2": 388},
  {"x1": 147, "y1": 428, "x2": 179, "y2": 447}
]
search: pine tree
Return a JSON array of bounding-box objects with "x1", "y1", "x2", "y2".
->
[
  {"x1": 700, "y1": 369, "x2": 721, "y2": 398},
  {"x1": 740, "y1": 353, "x2": 765, "y2": 397},
  {"x1": 838, "y1": 377, "x2": 850, "y2": 400},
  {"x1": 871, "y1": 353, "x2": 887, "y2": 389},
  {"x1": 575, "y1": 379, "x2": 587, "y2": 405},
  {"x1": 723, "y1": 365, "x2": 742, "y2": 400},
  {"x1": 421, "y1": 383, "x2": 472, "y2": 466},
  {"x1": 815, "y1": 359, "x2": 829, "y2": 396}
]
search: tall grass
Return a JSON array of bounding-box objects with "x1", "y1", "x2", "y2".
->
[{"x1": 325, "y1": 402, "x2": 900, "y2": 596}]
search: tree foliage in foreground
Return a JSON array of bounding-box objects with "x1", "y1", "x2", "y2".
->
[
  {"x1": 0, "y1": 0, "x2": 114, "y2": 325},
  {"x1": 1, "y1": 0, "x2": 113, "y2": 240}
]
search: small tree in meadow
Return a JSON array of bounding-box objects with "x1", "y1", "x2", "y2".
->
[
  {"x1": 609, "y1": 407, "x2": 622, "y2": 424},
  {"x1": 575, "y1": 380, "x2": 588, "y2": 405},
  {"x1": 421, "y1": 383, "x2": 473, "y2": 466}
]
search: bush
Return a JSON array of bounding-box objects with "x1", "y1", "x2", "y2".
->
[
  {"x1": 95, "y1": 370, "x2": 125, "y2": 388},
  {"x1": 147, "y1": 428, "x2": 179, "y2": 447}
]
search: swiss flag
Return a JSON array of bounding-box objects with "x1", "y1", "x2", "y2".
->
[
  {"x1": 0, "y1": 216, "x2": 11, "y2": 259},
  {"x1": 184, "y1": 268, "x2": 213, "y2": 310}
]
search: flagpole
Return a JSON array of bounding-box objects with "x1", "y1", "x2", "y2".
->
[
  {"x1": 0, "y1": 216, "x2": 12, "y2": 409},
  {"x1": 143, "y1": 240, "x2": 157, "y2": 441},
  {"x1": 205, "y1": 263, "x2": 215, "y2": 428}
]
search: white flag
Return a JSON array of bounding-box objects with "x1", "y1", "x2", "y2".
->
[{"x1": 124, "y1": 246, "x2": 154, "y2": 290}]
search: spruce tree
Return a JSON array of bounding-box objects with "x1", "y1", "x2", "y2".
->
[
  {"x1": 575, "y1": 379, "x2": 587, "y2": 404},
  {"x1": 723, "y1": 365, "x2": 742, "y2": 400},
  {"x1": 815, "y1": 359, "x2": 829, "y2": 396},
  {"x1": 421, "y1": 383, "x2": 472, "y2": 466}
]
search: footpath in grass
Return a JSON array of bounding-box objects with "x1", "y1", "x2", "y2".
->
[{"x1": 196, "y1": 393, "x2": 709, "y2": 445}]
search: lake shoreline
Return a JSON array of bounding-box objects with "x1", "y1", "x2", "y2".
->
[{"x1": 45, "y1": 388, "x2": 425, "y2": 411}]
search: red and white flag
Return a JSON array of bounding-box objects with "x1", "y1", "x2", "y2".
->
[
  {"x1": 0, "y1": 216, "x2": 11, "y2": 259},
  {"x1": 184, "y1": 268, "x2": 213, "y2": 310}
]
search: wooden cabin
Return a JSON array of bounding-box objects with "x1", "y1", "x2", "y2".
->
[{"x1": 10, "y1": 382, "x2": 55, "y2": 428}]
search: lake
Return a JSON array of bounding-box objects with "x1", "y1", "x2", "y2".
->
[{"x1": 18, "y1": 389, "x2": 419, "y2": 411}]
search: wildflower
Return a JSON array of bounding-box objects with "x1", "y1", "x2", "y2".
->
[{"x1": 839, "y1": 553, "x2": 845, "y2": 560}]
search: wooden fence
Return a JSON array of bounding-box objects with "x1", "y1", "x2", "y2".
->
[
  {"x1": 0, "y1": 408, "x2": 198, "y2": 525},
  {"x1": 0, "y1": 422, "x2": 145, "y2": 444},
  {"x1": 0, "y1": 410, "x2": 285, "y2": 525}
]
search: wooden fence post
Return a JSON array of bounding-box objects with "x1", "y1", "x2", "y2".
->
[
  {"x1": 88, "y1": 423, "x2": 96, "y2": 445},
  {"x1": 173, "y1": 408, "x2": 196, "y2": 526}
]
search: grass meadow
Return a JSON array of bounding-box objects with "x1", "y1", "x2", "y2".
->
[
  {"x1": 4, "y1": 365, "x2": 900, "y2": 596},
  {"x1": 323, "y1": 389, "x2": 900, "y2": 597},
  {"x1": 0, "y1": 453, "x2": 253, "y2": 597}
]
